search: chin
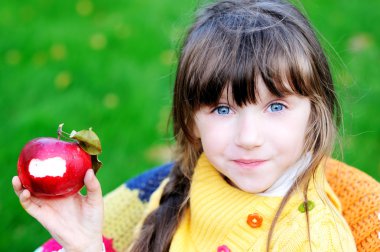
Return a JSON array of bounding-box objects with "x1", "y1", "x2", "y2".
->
[{"x1": 237, "y1": 184, "x2": 269, "y2": 194}]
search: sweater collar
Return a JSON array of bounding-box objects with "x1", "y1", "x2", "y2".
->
[{"x1": 186, "y1": 153, "x2": 286, "y2": 251}]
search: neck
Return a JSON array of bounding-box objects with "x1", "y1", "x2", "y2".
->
[{"x1": 257, "y1": 153, "x2": 312, "y2": 197}]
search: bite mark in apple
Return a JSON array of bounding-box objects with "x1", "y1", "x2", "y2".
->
[{"x1": 29, "y1": 157, "x2": 67, "y2": 178}]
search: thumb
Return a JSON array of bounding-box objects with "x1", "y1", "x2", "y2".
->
[{"x1": 84, "y1": 169, "x2": 102, "y2": 206}]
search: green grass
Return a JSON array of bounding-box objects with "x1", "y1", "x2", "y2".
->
[{"x1": 0, "y1": 0, "x2": 379, "y2": 250}]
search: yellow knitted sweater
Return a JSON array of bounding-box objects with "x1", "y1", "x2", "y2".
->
[{"x1": 147, "y1": 154, "x2": 357, "y2": 251}]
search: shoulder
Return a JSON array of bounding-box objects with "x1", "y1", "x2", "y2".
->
[
  {"x1": 273, "y1": 191, "x2": 357, "y2": 252},
  {"x1": 307, "y1": 196, "x2": 357, "y2": 251}
]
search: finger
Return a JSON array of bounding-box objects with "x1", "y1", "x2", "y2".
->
[
  {"x1": 14, "y1": 179, "x2": 40, "y2": 215},
  {"x1": 19, "y1": 189, "x2": 38, "y2": 211},
  {"x1": 12, "y1": 176, "x2": 23, "y2": 197},
  {"x1": 18, "y1": 190, "x2": 46, "y2": 222},
  {"x1": 84, "y1": 169, "x2": 102, "y2": 205}
]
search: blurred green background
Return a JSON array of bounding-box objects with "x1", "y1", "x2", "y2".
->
[{"x1": 1, "y1": 0, "x2": 379, "y2": 250}]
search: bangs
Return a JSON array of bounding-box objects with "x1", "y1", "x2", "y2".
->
[{"x1": 181, "y1": 7, "x2": 315, "y2": 109}]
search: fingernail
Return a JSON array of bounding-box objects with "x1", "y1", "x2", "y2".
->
[{"x1": 86, "y1": 169, "x2": 94, "y2": 179}]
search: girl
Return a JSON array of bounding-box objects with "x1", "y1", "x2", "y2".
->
[{"x1": 13, "y1": 0, "x2": 357, "y2": 251}]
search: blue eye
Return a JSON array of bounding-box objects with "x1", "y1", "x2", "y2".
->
[
  {"x1": 215, "y1": 106, "x2": 231, "y2": 115},
  {"x1": 269, "y1": 103, "x2": 284, "y2": 112}
]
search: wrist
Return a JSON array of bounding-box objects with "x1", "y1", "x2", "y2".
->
[{"x1": 62, "y1": 240, "x2": 104, "y2": 252}]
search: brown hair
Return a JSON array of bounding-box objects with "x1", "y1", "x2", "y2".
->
[{"x1": 129, "y1": 0, "x2": 340, "y2": 251}]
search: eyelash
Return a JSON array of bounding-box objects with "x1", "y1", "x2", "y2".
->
[
  {"x1": 268, "y1": 102, "x2": 286, "y2": 112},
  {"x1": 212, "y1": 105, "x2": 231, "y2": 115},
  {"x1": 211, "y1": 102, "x2": 287, "y2": 115}
]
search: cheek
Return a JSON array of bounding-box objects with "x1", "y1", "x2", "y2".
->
[
  {"x1": 197, "y1": 122, "x2": 232, "y2": 151},
  {"x1": 201, "y1": 129, "x2": 227, "y2": 146},
  {"x1": 265, "y1": 119, "x2": 308, "y2": 154}
]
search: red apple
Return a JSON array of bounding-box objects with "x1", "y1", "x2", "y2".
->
[
  {"x1": 17, "y1": 138, "x2": 92, "y2": 197},
  {"x1": 17, "y1": 125, "x2": 102, "y2": 197}
]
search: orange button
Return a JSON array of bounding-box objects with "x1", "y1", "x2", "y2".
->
[{"x1": 247, "y1": 213, "x2": 263, "y2": 228}]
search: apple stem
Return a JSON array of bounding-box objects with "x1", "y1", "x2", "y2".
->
[
  {"x1": 57, "y1": 123, "x2": 63, "y2": 140},
  {"x1": 57, "y1": 123, "x2": 71, "y2": 140}
]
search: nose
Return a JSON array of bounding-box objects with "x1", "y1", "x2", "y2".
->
[{"x1": 234, "y1": 111, "x2": 263, "y2": 150}]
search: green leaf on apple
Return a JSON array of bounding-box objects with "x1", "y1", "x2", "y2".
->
[
  {"x1": 69, "y1": 129, "x2": 102, "y2": 155},
  {"x1": 69, "y1": 128, "x2": 103, "y2": 173},
  {"x1": 57, "y1": 123, "x2": 103, "y2": 174}
]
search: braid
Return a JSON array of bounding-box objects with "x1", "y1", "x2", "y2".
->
[{"x1": 128, "y1": 162, "x2": 192, "y2": 252}]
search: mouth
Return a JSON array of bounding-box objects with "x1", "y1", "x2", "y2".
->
[{"x1": 232, "y1": 159, "x2": 267, "y2": 169}]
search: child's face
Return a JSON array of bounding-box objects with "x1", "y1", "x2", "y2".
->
[{"x1": 193, "y1": 80, "x2": 311, "y2": 194}]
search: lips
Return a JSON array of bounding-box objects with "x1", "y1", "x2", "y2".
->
[{"x1": 233, "y1": 159, "x2": 267, "y2": 169}]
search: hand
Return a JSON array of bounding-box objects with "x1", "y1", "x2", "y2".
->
[{"x1": 12, "y1": 169, "x2": 104, "y2": 252}]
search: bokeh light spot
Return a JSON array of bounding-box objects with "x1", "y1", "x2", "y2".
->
[
  {"x1": 90, "y1": 33, "x2": 107, "y2": 50},
  {"x1": 348, "y1": 33, "x2": 374, "y2": 53},
  {"x1": 337, "y1": 70, "x2": 354, "y2": 88},
  {"x1": 50, "y1": 43, "x2": 67, "y2": 61},
  {"x1": 145, "y1": 144, "x2": 173, "y2": 163},
  {"x1": 157, "y1": 106, "x2": 170, "y2": 135},
  {"x1": 76, "y1": 0, "x2": 94, "y2": 16},
  {"x1": 114, "y1": 23, "x2": 132, "y2": 39},
  {"x1": 103, "y1": 93, "x2": 119, "y2": 109},
  {"x1": 5, "y1": 49, "x2": 22, "y2": 65},
  {"x1": 54, "y1": 71, "x2": 72, "y2": 90},
  {"x1": 160, "y1": 49, "x2": 176, "y2": 66}
]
